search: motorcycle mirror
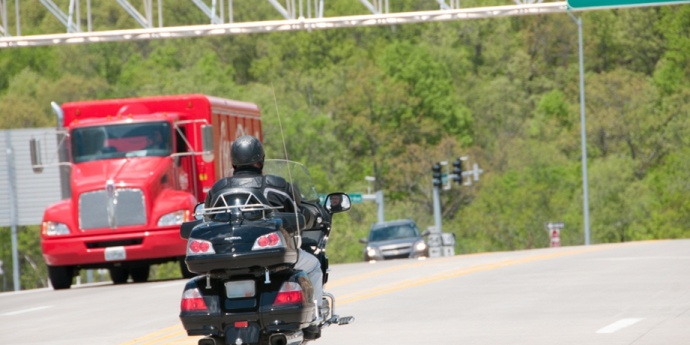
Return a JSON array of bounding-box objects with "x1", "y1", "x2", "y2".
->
[
  {"x1": 325, "y1": 193, "x2": 351, "y2": 214},
  {"x1": 201, "y1": 124, "x2": 214, "y2": 163},
  {"x1": 193, "y1": 203, "x2": 205, "y2": 220}
]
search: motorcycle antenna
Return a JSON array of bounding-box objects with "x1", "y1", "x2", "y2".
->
[
  {"x1": 271, "y1": 84, "x2": 301, "y2": 232},
  {"x1": 271, "y1": 83, "x2": 291, "y2": 163}
]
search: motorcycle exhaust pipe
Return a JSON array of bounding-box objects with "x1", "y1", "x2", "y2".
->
[
  {"x1": 269, "y1": 334, "x2": 287, "y2": 345},
  {"x1": 269, "y1": 332, "x2": 303, "y2": 345},
  {"x1": 198, "y1": 337, "x2": 219, "y2": 345}
]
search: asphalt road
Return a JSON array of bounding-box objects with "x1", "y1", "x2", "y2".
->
[{"x1": 1, "y1": 239, "x2": 689, "y2": 345}]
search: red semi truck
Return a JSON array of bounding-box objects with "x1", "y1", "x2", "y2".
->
[{"x1": 30, "y1": 94, "x2": 262, "y2": 289}]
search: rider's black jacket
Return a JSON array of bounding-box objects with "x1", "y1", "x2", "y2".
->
[{"x1": 204, "y1": 165, "x2": 301, "y2": 213}]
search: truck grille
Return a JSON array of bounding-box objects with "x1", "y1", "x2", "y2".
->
[{"x1": 79, "y1": 189, "x2": 147, "y2": 230}]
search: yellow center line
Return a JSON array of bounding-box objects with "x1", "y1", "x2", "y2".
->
[
  {"x1": 121, "y1": 241, "x2": 647, "y2": 344},
  {"x1": 326, "y1": 254, "x2": 465, "y2": 288},
  {"x1": 119, "y1": 325, "x2": 176, "y2": 344},
  {"x1": 121, "y1": 324, "x2": 200, "y2": 345},
  {"x1": 336, "y1": 242, "x2": 639, "y2": 305}
]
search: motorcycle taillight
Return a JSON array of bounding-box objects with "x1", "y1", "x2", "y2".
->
[
  {"x1": 187, "y1": 239, "x2": 215, "y2": 255},
  {"x1": 252, "y1": 232, "x2": 283, "y2": 250},
  {"x1": 273, "y1": 282, "x2": 304, "y2": 306},
  {"x1": 181, "y1": 288, "x2": 209, "y2": 312}
]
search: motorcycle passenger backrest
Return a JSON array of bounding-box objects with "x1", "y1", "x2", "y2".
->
[{"x1": 206, "y1": 190, "x2": 275, "y2": 221}]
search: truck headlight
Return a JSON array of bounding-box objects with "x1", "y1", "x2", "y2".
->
[
  {"x1": 42, "y1": 221, "x2": 70, "y2": 236},
  {"x1": 158, "y1": 210, "x2": 190, "y2": 226}
]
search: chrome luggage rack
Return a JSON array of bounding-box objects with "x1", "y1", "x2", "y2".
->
[{"x1": 195, "y1": 190, "x2": 281, "y2": 220}]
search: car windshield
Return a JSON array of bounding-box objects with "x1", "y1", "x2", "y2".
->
[
  {"x1": 71, "y1": 121, "x2": 172, "y2": 163},
  {"x1": 369, "y1": 225, "x2": 419, "y2": 242},
  {"x1": 262, "y1": 159, "x2": 319, "y2": 202}
]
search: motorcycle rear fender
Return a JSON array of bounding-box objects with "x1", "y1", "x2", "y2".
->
[{"x1": 179, "y1": 270, "x2": 316, "y2": 337}]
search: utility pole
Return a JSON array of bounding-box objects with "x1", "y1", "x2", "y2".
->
[{"x1": 568, "y1": 11, "x2": 590, "y2": 246}]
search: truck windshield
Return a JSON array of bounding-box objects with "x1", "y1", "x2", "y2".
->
[{"x1": 71, "y1": 121, "x2": 172, "y2": 163}]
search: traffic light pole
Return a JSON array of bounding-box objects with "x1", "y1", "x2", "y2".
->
[
  {"x1": 431, "y1": 163, "x2": 443, "y2": 233},
  {"x1": 432, "y1": 184, "x2": 442, "y2": 234},
  {"x1": 431, "y1": 158, "x2": 482, "y2": 235}
]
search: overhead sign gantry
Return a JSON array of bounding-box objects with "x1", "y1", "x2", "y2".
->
[{"x1": 0, "y1": 1, "x2": 566, "y2": 48}]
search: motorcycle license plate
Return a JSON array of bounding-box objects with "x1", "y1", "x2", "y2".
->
[
  {"x1": 104, "y1": 246, "x2": 126, "y2": 261},
  {"x1": 225, "y1": 280, "x2": 255, "y2": 298}
]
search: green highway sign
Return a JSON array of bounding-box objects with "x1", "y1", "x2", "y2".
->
[
  {"x1": 568, "y1": 0, "x2": 690, "y2": 9},
  {"x1": 348, "y1": 193, "x2": 363, "y2": 204}
]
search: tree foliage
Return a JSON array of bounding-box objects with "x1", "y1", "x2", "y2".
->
[{"x1": 2, "y1": 3, "x2": 690, "y2": 289}]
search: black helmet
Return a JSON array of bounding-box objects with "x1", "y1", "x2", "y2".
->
[{"x1": 231, "y1": 135, "x2": 265, "y2": 167}]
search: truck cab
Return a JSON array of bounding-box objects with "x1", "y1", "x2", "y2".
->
[{"x1": 32, "y1": 94, "x2": 262, "y2": 289}]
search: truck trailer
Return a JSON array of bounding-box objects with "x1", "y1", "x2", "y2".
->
[{"x1": 30, "y1": 94, "x2": 262, "y2": 289}]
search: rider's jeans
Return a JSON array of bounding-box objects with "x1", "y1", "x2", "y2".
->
[{"x1": 294, "y1": 248, "x2": 323, "y2": 317}]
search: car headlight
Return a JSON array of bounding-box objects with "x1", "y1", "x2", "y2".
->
[
  {"x1": 158, "y1": 210, "x2": 190, "y2": 226},
  {"x1": 42, "y1": 221, "x2": 70, "y2": 236},
  {"x1": 366, "y1": 247, "x2": 377, "y2": 258},
  {"x1": 415, "y1": 241, "x2": 427, "y2": 251}
]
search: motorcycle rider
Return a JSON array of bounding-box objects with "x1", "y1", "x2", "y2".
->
[{"x1": 203, "y1": 135, "x2": 323, "y2": 339}]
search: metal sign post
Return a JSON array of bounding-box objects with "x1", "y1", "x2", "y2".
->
[
  {"x1": 4, "y1": 133, "x2": 20, "y2": 291},
  {"x1": 347, "y1": 188, "x2": 385, "y2": 224},
  {"x1": 362, "y1": 191, "x2": 385, "y2": 224},
  {"x1": 546, "y1": 222, "x2": 564, "y2": 247}
]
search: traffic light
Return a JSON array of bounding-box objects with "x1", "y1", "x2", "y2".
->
[
  {"x1": 432, "y1": 163, "x2": 442, "y2": 188},
  {"x1": 452, "y1": 158, "x2": 463, "y2": 184}
]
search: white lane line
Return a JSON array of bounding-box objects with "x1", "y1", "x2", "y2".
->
[
  {"x1": 0, "y1": 288, "x2": 51, "y2": 297},
  {"x1": 151, "y1": 281, "x2": 185, "y2": 289},
  {"x1": 596, "y1": 318, "x2": 644, "y2": 334},
  {"x1": 1, "y1": 305, "x2": 54, "y2": 316}
]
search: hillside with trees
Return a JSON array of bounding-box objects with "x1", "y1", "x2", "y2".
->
[{"x1": 1, "y1": 0, "x2": 689, "y2": 290}]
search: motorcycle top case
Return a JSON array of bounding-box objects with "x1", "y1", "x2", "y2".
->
[{"x1": 185, "y1": 217, "x2": 299, "y2": 275}]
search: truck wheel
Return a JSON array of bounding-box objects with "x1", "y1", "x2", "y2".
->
[
  {"x1": 109, "y1": 267, "x2": 129, "y2": 284},
  {"x1": 179, "y1": 259, "x2": 196, "y2": 279},
  {"x1": 129, "y1": 265, "x2": 150, "y2": 283},
  {"x1": 48, "y1": 265, "x2": 74, "y2": 290}
]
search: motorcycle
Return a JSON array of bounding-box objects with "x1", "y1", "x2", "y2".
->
[{"x1": 179, "y1": 159, "x2": 354, "y2": 345}]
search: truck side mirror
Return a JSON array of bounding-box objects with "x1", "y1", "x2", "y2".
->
[
  {"x1": 201, "y1": 124, "x2": 214, "y2": 163},
  {"x1": 29, "y1": 138, "x2": 44, "y2": 173}
]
